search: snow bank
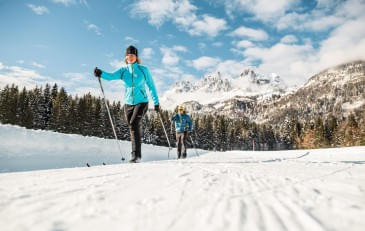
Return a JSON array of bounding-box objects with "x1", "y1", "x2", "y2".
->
[
  {"x1": 342, "y1": 100, "x2": 364, "y2": 111},
  {"x1": 0, "y1": 124, "x2": 205, "y2": 173}
]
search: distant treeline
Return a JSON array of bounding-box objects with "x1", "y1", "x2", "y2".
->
[{"x1": 0, "y1": 84, "x2": 364, "y2": 151}]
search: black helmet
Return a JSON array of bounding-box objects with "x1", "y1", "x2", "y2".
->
[{"x1": 126, "y1": 45, "x2": 138, "y2": 57}]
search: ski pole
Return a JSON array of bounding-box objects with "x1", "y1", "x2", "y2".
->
[
  {"x1": 97, "y1": 77, "x2": 125, "y2": 161},
  {"x1": 157, "y1": 111, "x2": 172, "y2": 159},
  {"x1": 189, "y1": 135, "x2": 199, "y2": 157}
]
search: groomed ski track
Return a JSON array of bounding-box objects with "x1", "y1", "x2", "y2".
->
[{"x1": 1, "y1": 147, "x2": 365, "y2": 231}]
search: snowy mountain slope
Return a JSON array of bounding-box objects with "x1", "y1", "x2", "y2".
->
[
  {"x1": 160, "y1": 60, "x2": 364, "y2": 122},
  {"x1": 0, "y1": 124, "x2": 204, "y2": 173},
  {"x1": 253, "y1": 60, "x2": 365, "y2": 123},
  {"x1": 0, "y1": 147, "x2": 364, "y2": 231},
  {"x1": 160, "y1": 68, "x2": 287, "y2": 111}
]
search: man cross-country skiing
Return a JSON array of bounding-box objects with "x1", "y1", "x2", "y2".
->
[
  {"x1": 171, "y1": 105, "x2": 193, "y2": 159},
  {"x1": 94, "y1": 45, "x2": 160, "y2": 163}
]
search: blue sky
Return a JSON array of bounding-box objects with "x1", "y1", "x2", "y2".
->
[{"x1": 0, "y1": 0, "x2": 364, "y2": 101}]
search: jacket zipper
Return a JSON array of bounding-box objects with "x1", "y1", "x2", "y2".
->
[{"x1": 132, "y1": 64, "x2": 134, "y2": 104}]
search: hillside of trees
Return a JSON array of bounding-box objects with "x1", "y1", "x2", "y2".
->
[{"x1": 1, "y1": 84, "x2": 364, "y2": 151}]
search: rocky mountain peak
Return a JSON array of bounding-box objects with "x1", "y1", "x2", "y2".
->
[
  {"x1": 306, "y1": 60, "x2": 365, "y2": 87},
  {"x1": 240, "y1": 68, "x2": 258, "y2": 80},
  {"x1": 197, "y1": 72, "x2": 232, "y2": 92},
  {"x1": 172, "y1": 80, "x2": 195, "y2": 93}
]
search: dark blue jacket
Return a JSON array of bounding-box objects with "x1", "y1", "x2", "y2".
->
[{"x1": 171, "y1": 113, "x2": 193, "y2": 133}]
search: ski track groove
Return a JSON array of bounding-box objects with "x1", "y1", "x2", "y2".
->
[
  {"x1": 258, "y1": 175, "x2": 328, "y2": 231},
  {"x1": 193, "y1": 159, "x2": 358, "y2": 231}
]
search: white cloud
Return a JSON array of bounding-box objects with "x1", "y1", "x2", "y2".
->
[
  {"x1": 198, "y1": 42, "x2": 206, "y2": 50},
  {"x1": 276, "y1": 11, "x2": 343, "y2": 31},
  {"x1": 217, "y1": 0, "x2": 365, "y2": 86},
  {"x1": 62, "y1": 72, "x2": 124, "y2": 102},
  {"x1": 150, "y1": 66, "x2": 186, "y2": 93},
  {"x1": 213, "y1": 59, "x2": 251, "y2": 78},
  {"x1": 160, "y1": 45, "x2": 187, "y2": 66},
  {"x1": 73, "y1": 87, "x2": 100, "y2": 97},
  {"x1": 280, "y1": 35, "x2": 298, "y2": 44},
  {"x1": 63, "y1": 72, "x2": 88, "y2": 82},
  {"x1": 125, "y1": 36, "x2": 139, "y2": 44},
  {"x1": 51, "y1": 0, "x2": 88, "y2": 7},
  {"x1": 160, "y1": 47, "x2": 180, "y2": 66},
  {"x1": 186, "y1": 14, "x2": 228, "y2": 37},
  {"x1": 26, "y1": 4, "x2": 49, "y2": 15},
  {"x1": 316, "y1": 15, "x2": 365, "y2": 71},
  {"x1": 152, "y1": 66, "x2": 183, "y2": 79},
  {"x1": 243, "y1": 42, "x2": 316, "y2": 85},
  {"x1": 339, "y1": 0, "x2": 365, "y2": 19},
  {"x1": 16, "y1": 60, "x2": 25, "y2": 64},
  {"x1": 141, "y1": 48, "x2": 154, "y2": 59},
  {"x1": 172, "y1": 45, "x2": 187, "y2": 52},
  {"x1": 87, "y1": 23, "x2": 102, "y2": 36},
  {"x1": 230, "y1": 26, "x2": 268, "y2": 41},
  {"x1": 230, "y1": 47, "x2": 243, "y2": 56},
  {"x1": 240, "y1": 8, "x2": 365, "y2": 86},
  {"x1": 131, "y1": 0, "x2": 227, "y2": 37},
  {"x1": 31, "y1": 62, "x2": 45, "y2": 69},
  {"x1": 234, "y1": 40, "x2": 254, "y2": 49},
  {"x1": 110, "y1": 59, "x2": 125, "y2": 69},
  {"x1": 0, "y1": 63, "x2": 50, "y2": 89},
  {"x1": 190, "y1": 56, "x2": 220, "y2": 70},
  {"x1": 167, "y1": 34, "x2": 175, "y2": 39},
  {"x1": 0, "y1": 62, "x2": 122, "y2": 103},
  {"x1": 181, "y1": 74, "x2": 197, "y2": 82},
  {"x1": 219, "y1": 0, "x2": 299, "y2": 21},
  {"x1": 131, "y1": 0, "x2": 177, "y2": 27},
  {"x1": 276, "y1": 0, "x2": 365, "y2": 32},
  {"x1": 316, "y1": 0, "x2": 343, "y2": 9},
  {"x1": 212, "y1": 42, "x2": 224, "y2": 47}
]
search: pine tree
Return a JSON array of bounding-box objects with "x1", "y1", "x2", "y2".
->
[
  {"x1": 2, "y1": 85, "x2": 19, "y2": 125},
  {"x1": 41, "y1": 84, "x2": 52, "y2": 129},
  {"x1": 344, "y1": 113, "x2": 360, "y2": 146},
  {"x1": 314, "y1": 117, "x2": 327, "y2": 148},
  {"x1": 67, "y1": 96, "x2": 78, "y2": 134},
  {"x1": 17, "y1": 87, "x2": 33, "y2": 128},
  {"x1": 324, "y1": 115, "x2": 337, "y2": 147},
  {"x1": 29, "y1": 86, "x2": 42, "y2": 129}
]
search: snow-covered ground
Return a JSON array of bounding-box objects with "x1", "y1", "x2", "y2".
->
[
  {"x1": 1, "y1": 124, "x2": 365, "y2": 231},
  {"x1": 0, "y1": 124, "x2": 201, "y2": 173}
]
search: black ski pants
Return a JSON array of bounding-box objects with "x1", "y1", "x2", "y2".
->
[
  {"x1": 176, "y1": 132, "x2": 187, "y2": 159},
  {"x1": 124, "y1": 103, "x2": 148, "y2": 160}
]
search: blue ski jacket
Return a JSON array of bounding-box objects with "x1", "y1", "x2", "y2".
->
[
  {"x1": 171, "y1": 113, "x2": 193, "y2": 133},
  {"x1": 100, "y1": 62, "x2": 159, "y2": 106}
]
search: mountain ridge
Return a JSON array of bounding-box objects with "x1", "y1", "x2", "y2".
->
[{"x1": 162, "y1": 60, "x2": 365, "y2": 127}]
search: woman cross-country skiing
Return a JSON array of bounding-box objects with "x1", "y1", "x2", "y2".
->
[
  {"x1": 171, "y1": 105, "x2": 193, "y2": 159},
  {"x1": 94, "y1": 45, "x2": 160, "y2": 163}
]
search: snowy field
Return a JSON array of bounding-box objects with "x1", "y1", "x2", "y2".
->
[
  {"x1": 0, "y1": 124, "x2": 201, "y2": 173},
  {"x1": 0, "y1": 124, "x2": 365, "y2": 231}
]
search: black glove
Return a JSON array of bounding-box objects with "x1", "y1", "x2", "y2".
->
[
  {"x1": 154, "y1": 104, "x2": 160, "y2": 112},
  {"x1": 94, "y1": 67, "x2": 102, "y2": 78}
]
